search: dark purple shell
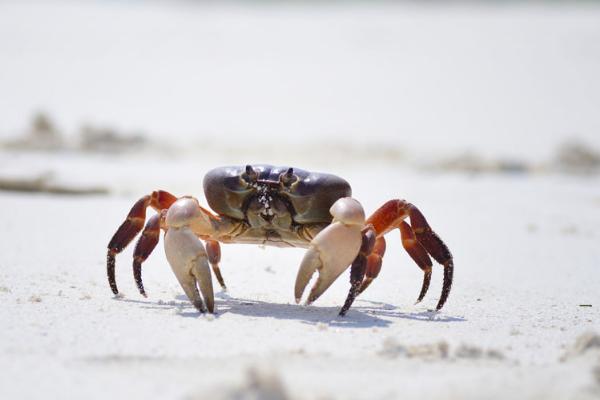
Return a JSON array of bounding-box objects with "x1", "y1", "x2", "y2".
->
[{"x1": 203, "y1": 165, "x2": 352, "y2": 224}]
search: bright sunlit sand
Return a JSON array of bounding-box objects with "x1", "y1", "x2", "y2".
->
[{"x1": 1, "y1": 1, "x2": 600, "y2": 399}]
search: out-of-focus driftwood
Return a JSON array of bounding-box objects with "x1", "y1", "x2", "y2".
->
[{"x1": 0, "y1": 175, "x2": 109, "y2": 195}]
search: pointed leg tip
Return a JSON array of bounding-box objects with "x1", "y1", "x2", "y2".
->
[
  {"x1": 136, "y1": 283, "x2": 147, "y2": 297},
  {"x1": 295, "y1": 297, "x2": 301, "y2": 304},
  {"x1": 204, "y1": 297, "x2": 215, "y2": 314},
  {"x1": 192, "y1": 301, "x2": 206, "y2": 314}
]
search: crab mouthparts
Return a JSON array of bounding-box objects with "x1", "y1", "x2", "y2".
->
[{"x1": 260, "y1": 211, "x2": 275, "y2": 223}]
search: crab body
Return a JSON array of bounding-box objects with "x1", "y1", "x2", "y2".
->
[
  {"x1": 202, "y1": 165, "x2": 351, "y2": 247},
  {"x1": 106, "y1": 165, "x2": 454, "y2": 315}
]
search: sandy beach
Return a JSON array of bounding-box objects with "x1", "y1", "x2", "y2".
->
[
  {"x1": 1, "y1": 154, "x2": 599, "y2": 399},
  {"x1": 1, "y1": 1, "x2": 600, "y2": 399}
]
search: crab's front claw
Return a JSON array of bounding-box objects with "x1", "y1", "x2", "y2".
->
[
  {"x1": 294, "y1": 198, "x2": 365, "y2": 305},
  {"x1": 164, "y1": 198, "x2": 215, "y2": 313},
  {"x1": 164, "y1": 227, "x2": 214, "y2": 313}
]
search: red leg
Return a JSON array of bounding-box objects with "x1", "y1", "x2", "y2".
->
[
  {"x1": 106, "y1": 190, "x2": 177, "y2": 295},
  {"x1": 399, "y1": 221, "x2": 432, "y2": 303},
  {"x1": 406, "y1": 204, "x2": 453, "y2": 310},
  {"x1": 365, "y1": 199, "x2": 454, "y2": 311},
  {"x1": 132, "y1": 213, "x2": 163, "y2": 297},
  {"x1": 206, "y1": 240, "x2": 227, "y2": 290},
  {"x1": 339, "y1": 228, "x2": 375, "y2": 316},
  {"x1": 358, "y1": 236, "x2": 386, "y2": 294}
]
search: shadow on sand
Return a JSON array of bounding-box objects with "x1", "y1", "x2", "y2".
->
[{"x1": 116, "y1": 292, "x2": 466, "y2": 328}]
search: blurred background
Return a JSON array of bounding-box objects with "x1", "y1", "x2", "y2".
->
[
  {"x1": 2, "y1": 2, "x2": 600, "y2": 399},
  {"x1": 1, "y1": 0, "x2": 600, "y2": 194}
]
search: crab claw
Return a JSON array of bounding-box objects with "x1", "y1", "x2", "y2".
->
[
  {"x1": 295, "y1": 198, "x2": 365, "y2": 305},
  {"x1": 164, "y1": 198, "x2": 215, "y2": 313}
]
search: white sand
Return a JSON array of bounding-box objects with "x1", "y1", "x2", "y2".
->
[
  {"x1": 1, "y1": 1, "x2": 600, "y2": 399},
  {"x1": 0, "y1": 154, "x2": 599, "y2": 399}
]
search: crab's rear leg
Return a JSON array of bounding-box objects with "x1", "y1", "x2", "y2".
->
[
  {"x1": 340, "y1": 232, "x2": 390, "y2": 315},
  {"x1": 367, "y1": 199, "x2": 453, "y2": 310},
  {"x1": 358, "y1": 236, "x2": 386, "y2": 294},
  {"x1": 206, "y1": 240, "x2": 227, "y2": 291},
  {"x1": 132, "y1": 212, "x2": 164, "y2": 297},
  {"x1": 399, "y1": 220, "x2": 433, "y2": 304},
  {"x1": 106, "y1": 190, "x2": 177, "y2": 295},
  {"x1": 338, "y1": 228, "x2": 376, "y2": 316}
]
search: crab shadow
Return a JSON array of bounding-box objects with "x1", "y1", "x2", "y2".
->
[
  {"x1": 116, "y1": 292, "x2": 466, "y2": 327},
  {"x1": 356, "y1": 299, "x2": 467, "y2": 323}
]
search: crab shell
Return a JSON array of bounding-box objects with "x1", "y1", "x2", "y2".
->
[{"x1": 203, "y1": 165, "x2": 352, "y2": 225}]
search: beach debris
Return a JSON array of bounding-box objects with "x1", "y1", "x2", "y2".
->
[
  {"x1": 378, "y1": 337, "x2": 449, "y2": 360},
  {"x1": 424, "y1": 153, "x2": 530, "y2": 174},
  {"x1": 1, "y1": 111, "x2": 149, "y2": 153},
  {"x1": 79, "y1": 123, "x2": 147, "y2": 153},
  {"x1": 454, "y1": 344, "x2": 505, "y2": 360},
  {"x1": 378, "y1": 337, "x2": 504, "y2": 361},
  {"x1": 554, "y1": 140, "x2": 600, "y2": 174},
  {"x1": 194, "y1": 367, "x2": 291, "y2": 400},
  {"x1": 316, "y1": 322, "x2": 329, "y2": 331},
  {"x1": 2, "y1": 112, "x2": 65, "y2": 151},
  {"x1": 28, "y1": 295, "x2": 42, "y2": 303},
  {"x1": 0, "y1": 173, "x2": 108, "y2": 195},
  {"x1": 561, "y1": 332, "x2": 600, "y2": 361}
]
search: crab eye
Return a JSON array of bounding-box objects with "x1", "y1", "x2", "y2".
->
[
  {"x1": 279, "y1": 167, "x2": 298, "y2": 187},
  {"x1": 241, "y1": 165, "x2": 258, "y2": 184}
]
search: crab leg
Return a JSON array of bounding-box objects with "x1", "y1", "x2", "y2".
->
[
  {"x1": 107, "y1": 196, "x2": 150, "y2": 294},
  {"x1": 399, "y1": 220, "x2": 432, "y2": 303},
  {"x1": 408, "y1": 207, "x2": 453, "y2": 310},
  {"x1": 106, "y1": 190, "x2": 177, "y2": 295},
  {"x1": 206, "y1": 240, "x2": 227, "y2": 290},
  {"x1": 294, "y1": 198, "x2": 364, "y2": 305},
  {"x1": 132, "y1": 213, "x2": 163, "y2": 297},
  {"x1": 357, "y1": 236, "x2": 386, "y2": 294},
  {"x1": 366, "y1": 199, "x2": 454, "y2": 310},
  {"x1": 338, "y1": 228, "x2": 376, "y2": 316}
]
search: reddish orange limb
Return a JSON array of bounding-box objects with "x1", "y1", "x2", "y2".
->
[
  {"x1": 106, "y1": 190, "x2": 177, "y2": 295},
  {"x1": 358, "y1": 236, "x2": 386, "y2": 294},
  {"x1": 339, "y1": 228, "x2": 374, "y2": 316},
  {"x1": 206, "y1": 240, "x2": 227, "y2": 290},
  {"x1": 399, "y1": 221, "x2": 432, "y2": 303},
  {"x1": 364, "y1": 199, "x2": 454, "y2": 311},
  {"x1": 133, "y1": 213, "x2": 162, "y2": 297},
  {"x1": 407, "y1": 205, "x2": 453, "y2": 310},
  {"x1": 149, "y1": 190, "x2": 178, "y2": 212}
]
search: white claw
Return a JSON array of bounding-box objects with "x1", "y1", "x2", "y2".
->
[
  {"x1": 329, "y1": 197, "x2": 365, "y2": 226},
  {"x1": 164, "y1": 227, "x2": 215, "y2": 313},
  {"x1": 294, "y1": 197, "x2": 365, "y2": 304}
]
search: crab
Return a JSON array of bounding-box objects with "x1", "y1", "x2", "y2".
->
[{"x1": 106, "y1": 165, "x2": 453, "y2": 315}]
